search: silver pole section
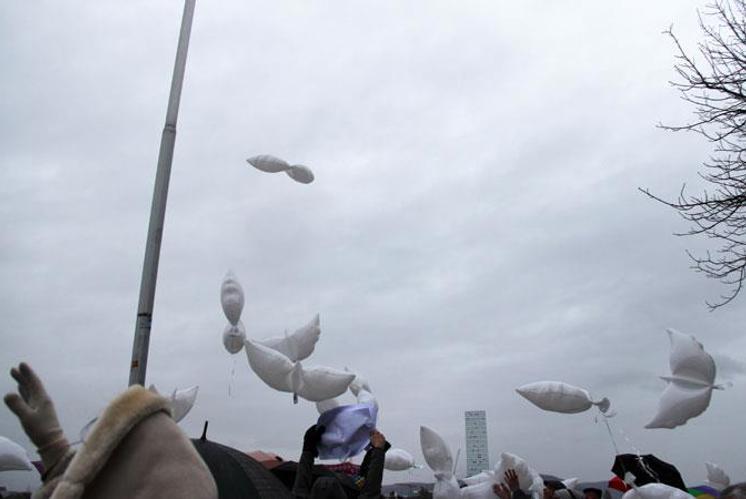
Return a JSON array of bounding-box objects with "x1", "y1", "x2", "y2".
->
[{"x1": 129, "y1": 0, "x2": 196, "y2": 386}]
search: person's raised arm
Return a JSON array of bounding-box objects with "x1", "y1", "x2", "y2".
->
[
  {"x1": 292, "y1": 424, "x2": 325, "y2": 498},
  {"x1": 359, "y1": 429, "x2": 390, "y2": 499}
]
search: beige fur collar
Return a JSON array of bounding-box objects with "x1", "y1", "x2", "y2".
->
[{"x1": 47, "y1": 386, "x2": 170, "y2": 499}]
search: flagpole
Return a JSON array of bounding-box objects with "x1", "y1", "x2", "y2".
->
[{"x1": 129, "y1": 0, "x2": 196, "y2": 386}]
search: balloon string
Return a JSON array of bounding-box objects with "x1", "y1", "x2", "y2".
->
[
  {"x1": 601, "y1": 415, "x2": 621, "y2": 455},
  {"x1": 228, "y1": 356, "x2": 236, "y2": 398}
]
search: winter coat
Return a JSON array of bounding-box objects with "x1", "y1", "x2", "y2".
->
[{"x1": 293, "y1": 446, "x2": 387, "y2": 499}]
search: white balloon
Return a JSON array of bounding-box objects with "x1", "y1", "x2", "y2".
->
[
  {"x1": 646, "y1": 329, "x2": 722, "y2": 429},
  {"x1": 705, "y1": 462, "x2": 731, "y2": 490},
  {"x1": 223, "y1": 321, "x2": 246, "y2": 354},
  {"x1": 258, "y1": 314, "x2": 320, "y2": 362},
  {"x1": 286, "y1": 165, "x2": 314, "y2": 184},
  {"x1": 220, "y1": 271, "x2": 244, "y2": 326},
  {"x1": 622, "y1": 483, "x2": 692, "y2": 499},
  {"x1": 516, "y1": 381, "x2": 609, "y2": 414},
  {"x1": 244, "y1": 340, "x2": 354, "y2": 402},
  {"x1": 384, "y1": 448, "x2": 416, "y2": 471},
  {"x1": 170, "y1": 386, "x2": 199, "y2": 423},
  {"x1": 459, "y1": 452, "x2": 544, "y2": 499},
  {"x1": 246, "y1": 154, "x2": 290, "y2": 173},
  {"x1": 0, "y1": 436, "x2": 33, "y2": 472}
]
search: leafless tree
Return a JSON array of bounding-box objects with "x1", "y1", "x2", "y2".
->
[{"x1": 642, "y1": 0, "x2": 746, "y2": 309}]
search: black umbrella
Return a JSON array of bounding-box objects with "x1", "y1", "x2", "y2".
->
[
  {"x1": 611, "y1": 454, "x2": 687, "y2": 492},
  {"x1": 191, "y1": 423, "x2": 292, "y2": 499}
]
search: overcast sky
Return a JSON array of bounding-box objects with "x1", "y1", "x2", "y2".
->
[{"x1": 2, "y1": 0, "x2": 745, "y2": 492}]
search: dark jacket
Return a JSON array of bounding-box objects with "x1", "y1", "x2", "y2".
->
[{"x1": 293, "y1": 446, "x2": 387, "y2": 499}]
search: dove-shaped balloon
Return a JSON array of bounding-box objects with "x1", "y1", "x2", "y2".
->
[
  {"x1": 169, "y1": 386, "x2": 199, "y2": 423},
  {"x1": 316, "y1": 397, "x2": 343, "y2": 414},
  {"x1": 258, "y1": 314, "x2": 320, "y2": 362},
  {"x1": 244, "y1": 339, "x2": 354, "y2": 403},
  {"x1": 223, "y1": 321, "x2": 247, "y2": 355},
  {"x1": 458, "y1": 452, "x2": 544, "y2": 499},
  {"x1": 705, "y1": 462, "x2": 731, "y2": 490},
  {"x1": 221, "y1": 271, "x2": 244, "y2": 326},
  {"x1": 247, "y1": 155, "x2": 315, "y2": 184},
  {"x1": 420, "y1": 426, "x2": 461, "y2": 499},
  {"x1": 645, "y1": 329, "x2": 725, "y2": 429},
  {"x1": 622, "y1": 483, "x2": 692, "y2": 499},
  {"x1": 384, "y1": 448, "x2": 418, "y2": 471},
  {"x1": 516, "y1": 381, "x2": 611, "y2": 415},
  {"x1": 0, "y1": 436, "x2": 33, "y2": 472}
]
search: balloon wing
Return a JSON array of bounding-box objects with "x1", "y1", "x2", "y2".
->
[
  {"x1": 419, "y1": 426, "x2": 453, "y2": 475},
  {"x1": 259, "y1": 314, "x2": 320, "y2": 362},
  {"x1": 244, "y1": 339, "x2": 295, "y2": 393},
  {"x1": 0, "y1": 436, "x2": 33, "y2": 472},
  {"x1": 220, "y1": 271, "x2": 244, "y2": 326},
  {"x1": 296, "y1": 366, "x2": 355, "y2": 402},
  {"x1": 170, "y1": 386, "x2": 199, "y2": 423},
  {"x1": 667, "y1": 328, "x2": 716, "y2": 385}
]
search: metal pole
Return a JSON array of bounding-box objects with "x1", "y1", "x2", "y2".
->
[{"x1": 129, "y1": 0, "x2": 196, "y2": 386}]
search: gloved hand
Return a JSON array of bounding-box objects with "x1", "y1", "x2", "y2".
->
[
  {"x1": 4, "y1": 363, "x2": 70, "y2": 472},
  {"x1": 302, "y1": 424, "x2": 325, "y2": 457}
]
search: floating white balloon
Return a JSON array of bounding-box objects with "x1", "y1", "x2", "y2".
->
[
  {"x1": 247, "y1": 155, "x2": 315, "y2": 184},
  {"x1": 170, "y1": 386, "x2": 199, "y2": 423},
  {"x1": 516, "y1": 381, "x2": 610, "y2": 414},
  {"x1": 645, "y1": 329, "x2": 724, "y2": 429},
  {"x1": 458, "y1": 452, "x2": 544, "y2": 499},
  {"x1": 244, "y1": 339, "x2": 354, "y2": 403},
  {"x1": 0, "y1": 436, "x2": 33, "y2": 472},
  {"x1": 705, "y1": 462, "x2": 731, "y2": 490},
  {"x1": 220, "y1": 271, "x2": 244, "y2": 326},
  {"x1": 223, "y1": 321, "x2": 247, "y2": 354},
  {"x1": 384, "y1": 448, "x2": 417, "y2": 471},
  {"x1": 258, "y1": 314, "x2": 320, "y2": 362},
  {"x1": 419, "y1": 426, "x2": 460, "y2": 499},
  {"x1": 622, "y1": 483, "x2": 692, "y2": 499}
]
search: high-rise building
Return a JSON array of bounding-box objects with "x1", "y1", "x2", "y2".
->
[{"x1": 464, "y1": 410, "x2": 489, "y2": 477}]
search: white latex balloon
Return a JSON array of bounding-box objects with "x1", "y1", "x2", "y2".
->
[
  {"x1": 622, "y1": 483, "x2": 692, "y2": 499},
  {"x1": 244, "y1": 340, "x2": 354, "y2": 402},
  {"x1": 247, "y1": 154, "x2": 290, "y2": 173},
  {"x1": 516, "y1": 381, "x2": 610, "y2": 414},
  {"x1": 286, "y1": 165, "x2": 314, "y2": 184},
  {"x1": 170, "y1": 386, "x2": 199, "y2": 423},
  {"x1": 646, "y1": 329, "x2": 722, "y2": 429},
  {"x1": 0, "y1": 436, "x2": 33, "y2": 472},
  {"x1": 705, "y1": 462, "x2": 731, "y2": 490},
  {"x1": 258, "y1": 314, "x2": 320, "y2": 362},
  {"x1": 223, "y1": 322, "x2": 246, "y2": 354},
  {"x1": 220, "y1": 271, "x2": 244, "y2": 326},
  {"x1": 384, "y1": 448, "x2": 416, "y2": 471}
]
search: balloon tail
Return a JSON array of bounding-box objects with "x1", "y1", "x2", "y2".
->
[{"x1": 293, "y1": 393, "x2": 299, "y2": 404}]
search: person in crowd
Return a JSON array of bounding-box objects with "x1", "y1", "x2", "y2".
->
[
  {"x1": 722, "y1": 483, "x2": 746, "y2": 499},
  {"x1": 292, "y1": 423, "x2": 390, "y2": 499},
  {"x1": 583, "y1": 488, "x2": 602, "y2": 499},
  {"x1": 3, "y1": 362, "x2": 217, "y2": 499},
  {"x1": 492, "y1": 469, "x2": 531, "y2": 499}
]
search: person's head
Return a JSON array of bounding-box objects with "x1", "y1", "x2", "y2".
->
[
  {"x1": 543, "y1": 480, "x2": 566, "y2": 499},
  {"x1": 310, "y1": 476, "x2": 347, "y2": 499},
  {"x1": 583, "y1": 488, "x2": 603, "y2": 499},
  {"x1": 721, "y1": 483, "x2": 746, "y2": 499}
]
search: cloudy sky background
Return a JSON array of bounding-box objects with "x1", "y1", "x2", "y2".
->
[{"x1": 2, "y1": 0, "x2": 746, "y2": 491}]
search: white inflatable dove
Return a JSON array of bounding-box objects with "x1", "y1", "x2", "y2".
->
[
  {"x1": 459, "y1": 452, "x2": 544, "y2": 499},
  {"x1": 705, "y1": 462, "x2": 730, "y2": 490},
  {"x1": 316, "y1": 397, "x2": 343, "y2": 414},
  {"x1": 420, "y1": 426, "x2": 460, "y2": 499},
  {"x1": 516, "y1": 381, "x2": 610, "y2": 414},
  {"x1": 170, "y1": 386, "x2": 199, "y2": 423},
  {"x1": 0, "y1": 436, "x2": 33, "y2": 472},
  {"x1": 247, "y1": 155, "x2": 315, "y2": 184},
  {"x1": 622, "y1": 483, "x2": 692, "y2": 499},
  {"x1": 221, "y1": 271, "x2": 244, "y2": 326},
  {"x1": 244, "y1": 339, "x2": 354, "y2": 403},
  {"x1": 258, "y1": 314, "x2": 320, "y2": 362},
  {"x1": 645, "y1": 329, "x2": 724, "y2": 429}
]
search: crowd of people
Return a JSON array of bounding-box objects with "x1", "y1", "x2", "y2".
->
[{"x1": 2, "y1": 363, "x2": 743, "y2": 498}]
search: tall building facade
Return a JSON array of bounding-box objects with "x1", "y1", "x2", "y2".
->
[{"x1": 464, "y1": 410, "x2": 489, "y2": 477}]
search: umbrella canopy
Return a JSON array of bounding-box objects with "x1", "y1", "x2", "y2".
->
[
  {"x1": 689, "y1": 485, "x2": 721, "y2": 499},
  {"x1": 191, "y1": 437, "x2": 292, "y2": 499},
  {"x1": 611, "y1": 454, "x2": 687, "y2": 492}
]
